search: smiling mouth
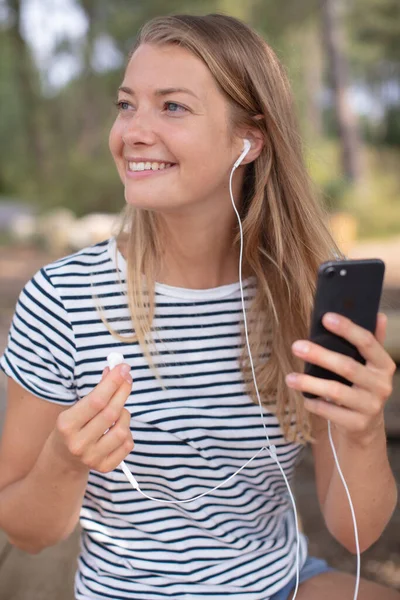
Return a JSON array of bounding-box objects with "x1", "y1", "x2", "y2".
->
[{"x1": 127, "y1": 161, "x2": 176, "y2": 172}]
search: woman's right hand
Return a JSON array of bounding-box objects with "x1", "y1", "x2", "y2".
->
[{"x1": 51, "y1": 364, "x2": 134, "y2": 474}]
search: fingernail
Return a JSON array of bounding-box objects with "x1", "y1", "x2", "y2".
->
[
  {"x1": 101, "y1": 367, "x2": 109, "y2": 380},
  {"x1": 286, "y1": 373, "x2": 298, "y2": 385},
  {"x1": 324, "y1": 313, "x2": 339, "y2": 326},
  {"x1": 120, "y1": 364, "x2": 132, "y2": 383},
  {"x1": 120, "y1": 364, "x2": 130, "y2": 375},
  {"x1": 292, "y1": 341, "x2": 309, "y2": 354}
]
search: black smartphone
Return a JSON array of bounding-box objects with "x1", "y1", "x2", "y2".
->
[{"x1": 304, "y1": 258, "x2": 385, "y2": 399}]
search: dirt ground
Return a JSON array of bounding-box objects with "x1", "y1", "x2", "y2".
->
[{"x1": 0, "y1": 241, "x2": 399, "y2": 596}]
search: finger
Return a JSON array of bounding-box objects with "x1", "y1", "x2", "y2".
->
[
  {"x1": 80, "y1": 379, "x2": 132, "y2": 443},
  {"x1": 101, "y1": 367, "x2": 110, "y2": 382},
  {"x1": 286, "y1": 373, "x2": 379, "y2": 415},
  {"x1": 84, "y1": 409, "x2": 133, "y2": 466},
  {"x1": 321, "y1": 313, "x2": 391, "y2": 370},
  {"x1": 375, "y1": 313, "x2": 387, "y2": 346},
  {"x1": 303, "y1": 396, "x2": 368, "y2": 433},
  {"x1": 66, "y1": 363, "x2": 132, "y2": 430},
  {"x1": 97, "y1": 436, "x2": 135, "y2": 474},
  {"x1": 292, "y1": 340, "x2": 392, "y2": 396}
]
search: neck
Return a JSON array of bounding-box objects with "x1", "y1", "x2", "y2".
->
[
  {"x1": 118, "y1": 210, "x2": 252, "y2": 290},
  {"x1": 156, "y1": 211, "x2": 249, "y2": 289}
]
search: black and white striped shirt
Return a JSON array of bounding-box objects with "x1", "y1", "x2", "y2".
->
[{"x1": 1, "y1": 237, "x2": 307, "y2": 599}]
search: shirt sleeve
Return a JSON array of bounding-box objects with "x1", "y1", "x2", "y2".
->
[{"x1": 0, "y1": 267, "x2": 77, "y2": 405}]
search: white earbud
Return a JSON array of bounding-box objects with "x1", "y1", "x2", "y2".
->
[
  {"x1": 107, "y1": 352, "x2": 125, "y2": 370},
  {"x1": 233, "y1": 138, "x2": 251, "y2": 169}
]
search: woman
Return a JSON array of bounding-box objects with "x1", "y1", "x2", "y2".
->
[{"x1": 0, "y1": 13, "x2": 398, "y2": 600}]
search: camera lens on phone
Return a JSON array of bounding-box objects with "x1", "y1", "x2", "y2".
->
[{"x1": 324, "y1": 267, "x2": 336, "y2": 278}]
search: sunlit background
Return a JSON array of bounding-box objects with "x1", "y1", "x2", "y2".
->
[{"x1": 0, "y1": 1, "x2": 399, "y2": 598}]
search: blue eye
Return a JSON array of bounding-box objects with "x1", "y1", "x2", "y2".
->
[
  {"x1": 165, "y1": 102, "x2": 187, "y2": 114},
  {"x1": 115, "y1": 101, "x2": 131, "y2": 111}
]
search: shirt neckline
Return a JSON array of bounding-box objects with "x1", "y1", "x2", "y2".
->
[{"x1": 107, "y1": 237, "x2": 256, "y2": 300}]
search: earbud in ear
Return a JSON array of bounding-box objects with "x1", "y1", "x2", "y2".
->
[{"x1": 233, "y1": 139, "x2": 251, "y2": 169}]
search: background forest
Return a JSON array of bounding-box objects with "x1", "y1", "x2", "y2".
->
[{"x1": 0, "y1": 0, "x2": 399, "y2": 240}]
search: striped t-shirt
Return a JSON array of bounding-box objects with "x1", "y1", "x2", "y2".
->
[{"x1": 1, "y1": 237, "x2": 307, "y2": 599}]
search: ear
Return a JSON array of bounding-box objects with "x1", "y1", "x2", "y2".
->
[{"x1": 240, "y1": 126, "x2": 264, "y2": 164}]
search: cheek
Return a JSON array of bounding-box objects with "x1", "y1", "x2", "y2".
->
[
  {"x1": 185, "y1": 139, "x2": 228, "y2": 183},
  {"x1": 109, "y1": 121, "x2": 123, "y2": 159},
  {"x1": 179, "y1": 132, "x2": 223, "y2": 176}
]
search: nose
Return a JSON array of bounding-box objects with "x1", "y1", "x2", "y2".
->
[{"x1": 122, "y1": 107, "x2": 158, "y2": 147}]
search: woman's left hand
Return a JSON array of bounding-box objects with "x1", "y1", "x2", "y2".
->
[{"x1": 285, "y1": 312, "x2": 397, "y2": 444}]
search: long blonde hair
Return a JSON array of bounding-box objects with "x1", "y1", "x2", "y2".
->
[{"x1": 108, "y1": 14, "x2": 339, "y2": 443}]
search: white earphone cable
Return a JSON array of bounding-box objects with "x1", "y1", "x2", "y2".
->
[
  {"x1": 228, "y1": 164, "x2": 300, "y2": 599},
  {"x1": 113, "y1": 143, "x2": 359, "y2": 600},
  {"x1": 327, "y1": 420, "x2": 360, "y2": 600}
]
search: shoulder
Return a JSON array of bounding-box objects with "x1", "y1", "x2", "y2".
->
[
  {"x1": 40, "y1": 238, "x2": 115, "y2": 283},
  {"x1": 18, "y1": 238, "x2": 118, "y2": 319}
]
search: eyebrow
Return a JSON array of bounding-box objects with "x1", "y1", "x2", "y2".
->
[{"x1": 118, "y1": 85, "x2": 200, "y2": 100}]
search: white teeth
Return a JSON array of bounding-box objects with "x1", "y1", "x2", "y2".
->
[{"x1": 128, "y1": 161, "x2": 173, "y2": 172}]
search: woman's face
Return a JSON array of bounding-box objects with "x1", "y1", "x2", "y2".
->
[{"x1": 109, "y1": 43, "x2": 243, "y2": 214}]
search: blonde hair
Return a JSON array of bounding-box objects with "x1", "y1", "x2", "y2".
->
[{"x1": 108, "y1": 14, "x2": 339, "y2": 443}]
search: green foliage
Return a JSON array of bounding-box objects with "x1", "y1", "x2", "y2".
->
[
  {"x1": 382, "y1": 107, "x2": 400, "y2": 147},
  {"x1": 307, "y1": 139, "x2": 400, "y2": 238},
  {"x1": 350, "y1": 145, "x2": 400, "y2": 238},
  {"x1": 306, "y1": 140, "x2": 348, "y2": 212},
  {"x1": 349, "y1": 0, "x2": 400, "y2": 64},
  {"x1": 0, "y1": 0, "x2": 399, "y2": 239}
]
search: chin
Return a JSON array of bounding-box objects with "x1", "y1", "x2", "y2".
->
[
  {"x1": 124, "y1": 194, "x2": 172, "y2": 213},
  {"x1": 124, "y1": 190, "x2": 190, "y2": 214}
]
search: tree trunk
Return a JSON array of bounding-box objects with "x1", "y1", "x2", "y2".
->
[
  {"x1": 304, "y1": 22, "x2": 324, "y2": 139},
  {"x1": 8, "y1": 0, "x2": 44, "y2": 180},
  {"x1": 76, "y1": 0, "x2": 100, "y2": 155},
  {"x1": 320, "y1": 0, "x2": 362, "y2": 183}
]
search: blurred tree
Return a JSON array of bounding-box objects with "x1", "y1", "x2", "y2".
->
[
  {"x1": 249, "y1": 0, "x2": 325, "y2": 141},
  {"x1": 0, "y1": 0, "x2": 399, "y2": 234},
  {"x1": 303, "y1": 21, "x2": 324, "y2": 139},
  {"x1": 75, "y1": 0, "x2": 100, "y2": 155},
  {"x1": 217, "y1": 0, "x2": 257, "y2": 21},
  {"x1": 3, "y1": 0, "x2": 45, "y2": 187},
  {"x1": 349, "y1": 0, "x2": 400, "y2": 147},
  {"x1": 319, "y1": 0, "x2": 362, "y2": 183},
  {"x1": 351, "y1": 0, "x2": 400, "y2": 63}
]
